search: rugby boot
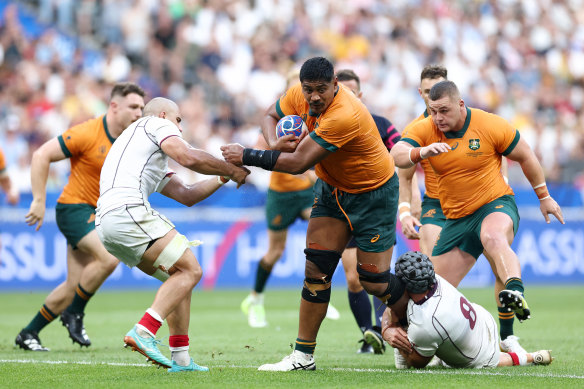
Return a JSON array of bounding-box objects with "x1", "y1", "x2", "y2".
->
[{"x1": 60, "y1": 310, "x2": 91, "y2": 347}]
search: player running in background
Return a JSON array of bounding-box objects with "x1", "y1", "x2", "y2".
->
[
  {"x1": 391, "y1": 81, "x2": 564, "y2": 337},
  {"x1": 382, "y1": 251, "x2": 553, "y2": 369},
  {"x1": 336, "y1": 69, "x2": 419, "y2": 355},
  {"x1": 397, "y1": 66, "x2": 523, "y2": 355},
  {"x1": 240, "y1": 69, "x2": 340, "y2": 328},
  {"x1": 222, "y1": 57, "x2": 408, "y2": 371},
  {"x1": 96, "y1": 98, "x2": 249, "y2": 372},
  {"x1": 15, "y1": 82, "x2": 145, "y2": 351}
]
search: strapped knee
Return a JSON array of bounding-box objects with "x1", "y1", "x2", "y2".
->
[
  {"x1": 152, "y1": 233, "x2": 190, "y2": 281},
  {"x1": 301, "y1": 248, "x2": 341, "y2": 303},
  {"x1": 357, "y1": 266, "x2": 405, "y2": 306}
]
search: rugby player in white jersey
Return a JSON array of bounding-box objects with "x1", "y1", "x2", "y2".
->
[
  {"x1": 96, "y1": 97, "x2": 249, "y2": 372},
  {"x1": 381, "y1": 251, "x2": 553, "y2": 369}
]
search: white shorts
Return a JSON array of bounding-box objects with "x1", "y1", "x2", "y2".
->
[{"x1": 96, "y1": 204, "x2": 175, "y2": 268}]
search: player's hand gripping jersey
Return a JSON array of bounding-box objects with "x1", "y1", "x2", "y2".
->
[
  {"x1": 276, "y1": 83, "x2": 395, "y2": 193},
  {"x1": 401, "y1": 108, "x2": 518, "y2": 219}
]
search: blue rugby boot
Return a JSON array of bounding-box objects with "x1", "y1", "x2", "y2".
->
[
  {"x1": 123, "y1": 326, "x2": 171, "y2": 368},
  {"x1": 168, "y1": 358, "x2": 209, "y2": 372}
]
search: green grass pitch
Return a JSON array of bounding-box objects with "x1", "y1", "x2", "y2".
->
[{"x1": 1, "y1": 286, "x2": 583, "y2": 388}]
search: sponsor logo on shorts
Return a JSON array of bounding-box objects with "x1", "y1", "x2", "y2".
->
[
  {"x1": 87, "y1": 214, "x2": 96, "y2": 223},
  {"x1": 312, "y1": 196, "x2": 318, "y2": 208},
  {"x1": 422, "y1": 209, "x2": 436, "y2": 219},
  {"x1": 271, "y1": 215, "x2": 282, "y2": 226},
  {"x1": 495, "y1": 205, "x2": 504, "y2": 209},
  {"x1": 469, "y1": 139, "x2": 480, "y2": 150},
  {"x1": 370, "y1": 234, "x2": 380, "y2": 243}
]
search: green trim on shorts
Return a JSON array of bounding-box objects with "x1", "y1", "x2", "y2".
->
[
  {"x1": 420, "y1": 195, "x2": 446, "y2": 227},
  {"x1": 311, "y1": 174, "x2": 398, "y2": 252},
  {"x1": 57, "y1": 135, "x2": 72, "y2": 158},
  {"x1": 55, "y1": 203, "x2": 96, "y2": 249},
  {"x1": 432, "y1": 195, "x2": 520, "y2": 259},
  {"x1": 265, "y1": 187, "x2": 314, "y2": 230}
]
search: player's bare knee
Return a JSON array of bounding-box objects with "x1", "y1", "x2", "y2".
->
[
  {"x1": 191, "y1": 262, "x2": 203, "y2": 283},
  {"x1": 267, "y1": 246, "x2": 285, "y2": 263},
  {"x1": 99, "y1": 255, "x2": 119, "y2": 274},
  {"x1": 302, "y1": 248, "x2": 341, "y2": 303},
  {"x1": 481, "y1": 231, "x2": 507, "y2": 253}
]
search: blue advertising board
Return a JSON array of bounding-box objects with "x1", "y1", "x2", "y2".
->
[{"x1": 0, "y1": 188, "x2": 582, "y2": 290}]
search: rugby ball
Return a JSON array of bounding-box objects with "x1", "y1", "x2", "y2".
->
[{"x1": 276, "y1": 115, "x2": 307, "y2": 138}]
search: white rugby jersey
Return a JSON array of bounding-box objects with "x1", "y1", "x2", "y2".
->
[
  {"x1": 97, "y1": 116, "x2": 180, "y2": 215},
  {"x1": 407, "y1": 275, "x2": 500, "y2": 368}
]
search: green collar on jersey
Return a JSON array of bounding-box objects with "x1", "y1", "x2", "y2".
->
[
  {"x1": 444, "y1": 107, "x2": 471, "y2": 139},
  {"x1": 103, "y1": 115, "x2": 116, "y2": 144}
]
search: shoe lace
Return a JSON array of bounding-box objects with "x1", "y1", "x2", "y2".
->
[{"x1": 154, "y1": 336, "x2": 169, "y2": 349}]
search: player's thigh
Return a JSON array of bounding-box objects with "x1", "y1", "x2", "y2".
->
[
  {"x1": 419, "y1": 224, "x2": 442, "y2": 256},
  {"x1": 97, "y1": 205, "x2": 176, "y2": 269},
  {"x1": 264, "y1": 228, "x2": 288, "y2": 265},
  {"x1": 56, "y1": 203, "x2": 96, "y2": 250},
  {"x1": 356, "y1": 245, "x2": 394, "y2": 272},
  {"x1": 341, "y1": 247, "x2": 361, "y2": 290},
  {"x1": 431, "y1": 247, "x2": 475, "y2": 287},
  {"x1": 306, "y1": 216, "x2": 351, "y2": 252},
  {"x1": 76, "y1": 229, "x2": 119, "y2": 267},
  {"x1": 477, "y1": 195, "x2": 519, "y2": 247},
  {"x1": 480, "y1": 212, "x2": 515, "y2": 246}
]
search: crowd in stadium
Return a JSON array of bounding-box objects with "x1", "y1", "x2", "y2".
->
[{"x1": 0, "y1": 0, "x2": 583, "y2": 193}]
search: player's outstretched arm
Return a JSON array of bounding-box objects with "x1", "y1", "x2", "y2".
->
[
  {"x1": 159, "y1": 174, "x2": 233, "y2": 207},
  {"x1": 506, "y1": 137, "x2": 565, "y2": 224},
  {"x1": 26, "y1": 137, "x2": 67, "y2": 230},
  {"x1": 162, "y1": 136, "x2": 249, "y2": 188},
  {"x1": 221, "y1": 134, "x2": 330, "y2": 175},
  {"x1": 391, "y1": 141, "x2": 451, "y2": 168}
]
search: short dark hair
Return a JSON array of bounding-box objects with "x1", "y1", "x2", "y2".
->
[
  {"x1": 110, "y1": 82, "x2": 146, "y2": 100},
  {"x1": 335, "y1": 69, "x2": 360, "y2": 90},
  {"x1": 420, "y1": 65, "x2": 447, "y2": 82},
  {"x1": 429, "y1": 80, "x2": 460, "y2": 101},
  {"x1": 300, "y1": 57, "x2": 334, "y2": 83}
]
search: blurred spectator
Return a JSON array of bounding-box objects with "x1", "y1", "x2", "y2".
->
[{"x1": 2, "y1": 0, "x2": 583, "y2": 190}]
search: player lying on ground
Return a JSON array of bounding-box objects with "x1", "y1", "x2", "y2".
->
[{"x1": 381, "y1": 251, "x2": 553, "y2": 369}]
